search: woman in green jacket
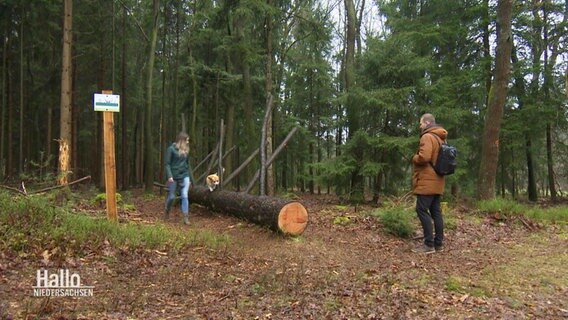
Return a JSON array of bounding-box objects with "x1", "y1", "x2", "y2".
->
[{"x1": 164, "y1": 132, "x2": 194, "y2": 225}]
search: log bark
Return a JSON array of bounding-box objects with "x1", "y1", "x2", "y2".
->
[{"x1": 190, "y1": 185, "x2": 308, "y2": 236}]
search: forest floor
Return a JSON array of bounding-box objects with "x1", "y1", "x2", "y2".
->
[{"x1": 1, "y1": 190, "x2": 567, "y2": 319}]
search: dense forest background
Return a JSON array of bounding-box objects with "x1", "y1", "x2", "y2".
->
[{"x1": 0, "y1": 0, "x2": 566, "y2": 203}]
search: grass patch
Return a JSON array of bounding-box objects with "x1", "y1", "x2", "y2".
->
[
  {"x1": 476, "y1": 198, "x2": 524, "y2": 214},
  {"x1": 445, "y1": 276, "x2": 466, "y2": 293},
  {"x1": 57, "y1": 214, "x2": 179, "y2": 248},
  {"x1": 443, "y1": 275, "x2": 490, "y2": 297},
  {"x1": 0, "y1": 191, "x2": 230, "y2": 255},
  {"x1": 476, "y1": 198, "x2": 568, "y2": 224},
  {"x1": 475, "y1": 237, "x2": 568, "y2": 301},
  {"x1": 333, "y1": 215, "x2": 353, "y2": 226},
  {"x1": 444, "y1": 212, "x2": 458, "y2": 230}
]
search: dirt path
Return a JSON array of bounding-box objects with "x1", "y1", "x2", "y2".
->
[{"x1": 1, "y1": 193, "x2": 567, "y2": 319}]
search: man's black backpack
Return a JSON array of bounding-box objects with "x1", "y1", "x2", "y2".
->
[{"x1": 429, "y1": 134, "x2": 457, "y2": 176}]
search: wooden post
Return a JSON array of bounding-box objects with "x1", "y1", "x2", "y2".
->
[{"x1": 102, "y1": 90, "x2": 118, "y2": 222}]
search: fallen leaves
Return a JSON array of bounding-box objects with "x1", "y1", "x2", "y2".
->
[{"x1": 1, "y1": 191, "x2": 566, "y2": 319}]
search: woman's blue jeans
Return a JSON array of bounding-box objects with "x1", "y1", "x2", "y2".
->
[{"x1": 165, "y1": 177, "x2": 190, "y2": 216}]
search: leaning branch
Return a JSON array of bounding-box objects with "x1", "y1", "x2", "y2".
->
[
  {"x1": 0, "y1": 184, "x2": 25, "y2": 195},
  {"x1": 246, "y1": 126, "x2": 299, "y2": 193},
  {"x1": 29, "y1": 176, "x2": 92, "y2": 194},
  {"x1": 0, "y1": 176, "x2": 91, "y2": 195}
]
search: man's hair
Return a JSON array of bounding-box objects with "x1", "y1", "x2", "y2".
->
[{"x1": 421, "y1": 113, "x2": 436, "y2": 124}]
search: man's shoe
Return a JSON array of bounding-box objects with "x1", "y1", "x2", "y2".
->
[
  {"x1": 435, "y1": 245, "x2": 444, "y2": 252},
  {"x1": 164, "y1": 208, "x2": 170, "y2": 219},
  {"x1": 183, "y1": 216, "x2": 190, "y2": 225},
  {"x1": 411, "y1": 244, "x2": 435, "y2": 254}
]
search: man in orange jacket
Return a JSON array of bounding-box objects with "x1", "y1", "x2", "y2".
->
[{"x1": 411, "y1": 113, "x2": 448, "y2": 253}]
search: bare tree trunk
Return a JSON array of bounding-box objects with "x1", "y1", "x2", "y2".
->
[
  {"x1": 224, "y1": 71, "x2": 235, "y2": 186},
  {"x1": 7, "y1": 74, "x2": 13, "y2": 176},
  {"x1": 242, "y1": 61, "x2": 255, "y2": 183},
  {"x1": 344, "y1": 0, "x2": 364, "y2": 202},
  {"x1": 355, "y1": 0, "x2": 365, "y2": 56},
  {"x1": 135, "y1": 118, "x2": 143, "y2": 184},
  {"x1": 190, "y1": 52, "x2": 197, "y2": 141},
  {"x1": 482, "y1": 0, "x2": 492, "y2": 108},
  {"x1": 260, "y1": 95, "x2": 273, "y2": 196},
  {"x1": 1, "y1": 18, "x2": 9, "y2": 180},
  {"x1": 188, "y1": 1, "x2": 199, "y2": 151},
  {"x1": 58, "y1": 0, "x2": 73, "y2": 185},
  {"x1": 265, "y1": 0, "x2": 275, "y2": 196},
  {"x1": 19, "y1": 5, "x2": 24, "y2": 175},
  {"x1": 121, "y1": 4, "x2": 128, "y2": 189},
  {"x1": 159, "y1": 5, "x2": 169, "y2": 184},
  {"x1": 542, "y1": 3, "x2": 558, "y2": 200},
  {"x1": 232, "y1": 9, "x2": 255, "y2": 186},
  {"x1": 511, "y1": 44, "x2": 538, "y2": 201},
  {"x1": 71, "y1": 60, "x2": 77, "y2": 180},
  {"x1": 144, "y1": 0, "x2": 160, "y2": 192},
  {"x1": 477, "y1": 0, "x2": 513, "y2": 200}
]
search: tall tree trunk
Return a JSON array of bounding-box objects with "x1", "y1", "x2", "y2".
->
[
  {"x1": 477, "y1": 0, "x2": 513, "y2": 200},
  {"x1": 187, "y1": 1, "x2": 199, "y2": 154},
  {"x1": 7, "y1": 74, "x2": 13, "y2": 176},
  {"x1": 135, "y1": 115, "x2": 143, "y2": 184},
  {"x1": 190, "y1": 52, "x2": 198, "y2": 145},
  {"x1": 58, "y1": 0, "x2": 73, "y2": 185},
  {"x1": 542, "y1": 3, "x2": 557, "y2": 200},
  {"x1": 545, "y1": 124, "x2": 556, "y2": 199},
  {"x1": 525, "y1": 136, "x2": 537, "y2": 200},
  {"x1": 144, "y1": 0, "x2": 160, "y2": 192},
  {"x1": 511, "y1": 44, "x2": 538, "y2": 201},
  {"x1": 95, "y1": 35, "x2": 106, "y2": 187},
  {"x1": 344, "y1": 0, "x2": 363, "y2": 202},
  {"x1": 265, "y1": 0, "x2": 275, "y2": 196},
  {"x1": 173, "y1": 0, "x2": 181, "y2": 136},
  {"x1": 71, "y1": 60, "x2": 77, "y2": 181},
  {"x1": 242, "y1": 60, "x2": 255, "y2": 185},
  {"x1": 159, "y1": 5, "x2": 168, "y2": 184},
  {"x1": 482, "y1": 0, "x2": 492, "y2": 107},
  {"x1": 222, "y1": 6, "x2": 236, "y2": 189},
  {"x1": 19, "y1": 5, "x2": 24, "y2": 175},
  {"x1": 356, "y1": 0, "x2": 365, "y2": 56},
  {"x1": 0, "y1": 17, "x2": 9, "y2": 180},
  {"x1": 121, "y1": 4, "x2": 128, "y2": 189},
  {"x1": 309, "y1": 75, "x2": 315, "y2": 195}
]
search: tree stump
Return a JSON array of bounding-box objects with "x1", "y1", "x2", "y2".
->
[{"x1": 189, "y1": 186, "x2": 308, "y2": 236}]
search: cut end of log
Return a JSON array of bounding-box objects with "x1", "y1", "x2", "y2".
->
[{"x1": 277, "y1": 202, "x2": 308, "y2": 236}]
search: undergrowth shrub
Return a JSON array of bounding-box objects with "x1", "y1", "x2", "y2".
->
[
  {"x1": 91, "y1": 192, "x2": 123, "y2": 206},
  {"x1": 372, "y1": 207, "x2": 415, "y2": 238}
]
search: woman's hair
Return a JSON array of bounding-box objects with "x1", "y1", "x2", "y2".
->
[{"x1": 175, "y1": 132, "x2": 189, "y2": 156}]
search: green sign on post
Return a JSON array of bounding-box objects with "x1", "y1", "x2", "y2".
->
[{"x1": 94, "y1": 93, "x2": 120, "y2": 112}]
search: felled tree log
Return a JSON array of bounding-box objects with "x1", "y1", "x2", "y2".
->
[{"x1": 190, "y1": 186, "x2": 308, "y2": 236}]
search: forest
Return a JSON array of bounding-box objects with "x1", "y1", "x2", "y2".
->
[{"x1": 0, "y1": 0, "x2": 565, "y2": 202}]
